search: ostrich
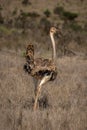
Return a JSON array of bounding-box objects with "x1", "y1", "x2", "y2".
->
[{"x1": 24, "y1": 27, "x2": 61, "y2": 110}]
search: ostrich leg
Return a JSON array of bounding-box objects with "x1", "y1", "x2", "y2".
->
[
  {"x1": 33, "y1": 77, "x2": 38, "y2": 96},
  {"x1": 33, "y1": 74, "x2": 52, "y2": 111}
]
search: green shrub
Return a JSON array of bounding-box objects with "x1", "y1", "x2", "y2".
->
[
  {"x1": 44, "y1": 9, "x2": 51, "y2": 17},
  {"x1": 28, "y1": 12, "x2": 40, "y2": 18},
  {"x1": 12, "y1": 8, "x2": 17, "y2": 16},
  {"x1": 53, "y1": 6, "x2": 78, "y2": 21},
  {"x1": 63, "y1": 11, "x2": 78, "y2": 21},
  {"x1": 22, "y1": 0, "x2": 31, "y2": 5},
  {"x1": 84, "y1": 23, "x2": 87, "y2": 31},
  {"x1": 20, "y1": 11, "x2": 29, "y2": 17},
  {"x1": 53, "y1": 6, "x2": 64, "y2": 15},
  {"x1": 20, "y1": 10, "x2": 40, "y2": 18},
  {"x1": 0, "y1": 6, "x2": 4, "y2": 24},
  {"x1": 0, "y1": 12, "x2": 4, "y2": 24}
]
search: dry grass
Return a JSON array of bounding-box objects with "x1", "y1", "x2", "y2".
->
[{"x1": 0, "y1": 50, "x2": 87, "y2": 130}]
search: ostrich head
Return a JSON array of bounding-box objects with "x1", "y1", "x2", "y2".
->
[
  {"x1": 50, "y1": 27, "x2": 57, "y2": 34},
  {"x1": 50, "y1": 27, "x2": 62, "y2": 37}
]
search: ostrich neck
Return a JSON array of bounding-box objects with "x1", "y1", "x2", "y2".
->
[{"x1": 50, "y1": 33, "x2": 56, "y2": 63}]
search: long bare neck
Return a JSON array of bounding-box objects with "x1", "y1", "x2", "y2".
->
[{"x1": 50, "y1": 33, "x2": 56, "y2": 64}]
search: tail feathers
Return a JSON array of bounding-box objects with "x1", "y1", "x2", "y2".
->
[
  {"x1": 24, "y1": 44, "x2": 34, "y2": 74},
  {"x1": 23, "y1": 63, "x2": 31, "y2": 74},
  {"x1": 26, "y1": 44, "x2": 34, "y2": 63}
]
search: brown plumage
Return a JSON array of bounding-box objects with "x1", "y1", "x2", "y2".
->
[
  {"x1": 25, "y1": 54, "x2": 57, "y2": 80},
  {"x1": 24, "y1": 27, "x2": 60, "y2": 110}
]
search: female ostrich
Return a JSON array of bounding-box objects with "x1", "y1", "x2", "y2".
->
[{"x1": 24, "y1": 27, "x2": 60, "y2": 110}]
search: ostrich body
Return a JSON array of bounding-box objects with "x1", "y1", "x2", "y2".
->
[{"x1": 24, "y1": 27, "x2": 59, "y2": 110}]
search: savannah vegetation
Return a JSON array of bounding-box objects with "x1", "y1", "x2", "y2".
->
[{"x1": 0, "y1": 0, "x2": 87, "y2": 130}]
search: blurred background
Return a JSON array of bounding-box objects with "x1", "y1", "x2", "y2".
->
[{"x1": 0, "y1": 0, "x2": 87, "y2": 55}]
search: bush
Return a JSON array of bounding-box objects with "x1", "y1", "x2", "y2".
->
[
  {"x1": 84, "y1": 23, "x2": 87, "y2": 31},
  {"x1": 22, "y1": 0, "x2": 31, "y2": 5},
  {"x1": 12, "y1": 8, "x2": 17, "y2": 16},
  {"x1": 53, "y1": 6, "x2": 78, "y2": 21},
  {"x1": 44, "y1": 9, "x2": 51, "y2": 17},
  {"x1": 53, "y1": 6, "x2": 64, "y2": 15},
  {"x1": 20, "y1": 10, "x2": 40, "y2": 18},
  {"x1": 20, "y1": 10, "x2": 29, "y2": 18},
  {"x1": 28, "y1": 12, "x2": 40, "y2": 18},
  {"x1": 0, "y1": 12, "x2": 4, "y2": 24},
  {"x1": 63, "y1": 11, "x2": 78, "y2": 21},
  {"x1": 0, "y1": 5, "x2": 4, "y2": 24}
]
